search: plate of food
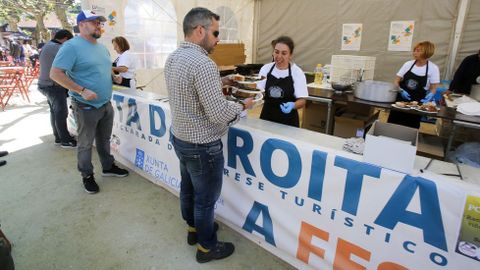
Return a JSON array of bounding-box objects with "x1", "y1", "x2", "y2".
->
[
  {"x1": 414, "y1": 102, "x2": 440, "y2": 113},
  {"x1": 227, "y1": 92, "x2": 264, "y2": 105},
  {"x1": 244, "y1": 74, "x2": 266, "y2": 81},
  {"x1": 392, "y1": 101, "x2": 411, "y2": 110}
]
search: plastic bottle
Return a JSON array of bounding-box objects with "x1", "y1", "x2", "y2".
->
[{"x1": 314, "y1": 64, "x2": 323, "y2": 85}]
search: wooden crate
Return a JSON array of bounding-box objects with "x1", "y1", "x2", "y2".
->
[{"x1": 209, "y1": 43, "x2": 246, "y2": 66}]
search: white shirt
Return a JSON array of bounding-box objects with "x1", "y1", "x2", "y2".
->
[
  {"x1": 116, "y1": 50, "x2": 136, "y2": 79},
  {"x1": 397, "y1": 60, "x2": 440, "y2": 90},
  {"x1": 257, "y1": 62, "x2": 309, "y2": 98}
]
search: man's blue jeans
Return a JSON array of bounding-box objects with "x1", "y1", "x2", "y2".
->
[
  {"x1": 171, "y1": 135, "x2": 224, "y2": 249},
  {"x1": 38, "y1": 85, "x2": 74, "y2": 143}
]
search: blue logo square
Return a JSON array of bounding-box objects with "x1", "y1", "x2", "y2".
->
[{"x1": 135, "y1": 148, "x2": 145, "y2": 169}]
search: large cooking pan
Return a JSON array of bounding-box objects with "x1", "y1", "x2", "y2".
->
[{"x1": 354, "y1": 80, "x2": 399, "y2": 103}]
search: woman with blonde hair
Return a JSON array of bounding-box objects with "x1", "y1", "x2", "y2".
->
[
  {"x1": 388, "y1": 41, "x2": 440, "y2": 128},
  {"x1": 112, "y1": 36, "x2": 136, "y2": 89}
]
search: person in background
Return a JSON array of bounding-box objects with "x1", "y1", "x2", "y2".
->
[
  {"x1": 111, "y1": 36, "x2": 136, "y2": 89},
  {"x1": 448, "y1": 50, "x2": 480, "y2": 95},
  {"x1": 257, "y1": 36, "x2": 308, "y2": 127},
  {"x1": 388, "y1": 41, "x2": 440, "y2": 128},
  {"x1": 50, "y1": 10, "x2": 128, "y2": 194},
  {"x1": 38, "y1": 29, "x2": 76, "y2": 148},
  {"x1": 0, "y1": 151, "x2": 8, "y2": 167},
  {"x1": 164, "y1": 7, "x2": 254, "y2": 263}
]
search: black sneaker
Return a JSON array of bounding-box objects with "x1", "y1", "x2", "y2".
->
[
  {"x1": 196, "y1": 241, "x2": 235, "y2": 263},
  {"x1": 83, "y1": 174, "x2": 99, "y2": 194},
  {"x1": 102, "y1": 163, "x2": 129, "y2": 177},
  {"x1": 60, "y1": 140, "x2": 77, "y2": 149},
  {"x1": 54, "y1": 139, "x2": 61, "y2": 145},
  {"x1": 188, "y1": 222, "x2": 219, "y2": 245}
]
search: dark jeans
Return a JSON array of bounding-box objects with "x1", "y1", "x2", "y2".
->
[
  {"x1": 171, "y1": 135, "x2": 224, "y2": 249},
  {"x1": 38, "y1": 85, "x2": 74, "y2": 143},
  {"x1": 72, "y1": 100, "x2": 115, "y2": 177}
]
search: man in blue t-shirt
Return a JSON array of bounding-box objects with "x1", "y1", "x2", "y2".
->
[{"x1": 50, "y1": 10, "x2": 129, "y2": 194}]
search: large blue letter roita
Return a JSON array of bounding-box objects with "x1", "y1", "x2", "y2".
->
[
  {"x1": 374, "y1": 175, "x2": 448, "y2": 252},
  {"x1": 334, "y1": 156, "x2": 381, "y2": 216},
  {"x1": 149, "y1": 104, "x2": 166, "y2": 137},
  {"x1": 242, "y1": 201, "x2": 276, "y2": 246},
  {"x1": 260, "y1": 139, "x2": 301, "y2": 188},
  {"x1": 126, "y1": 98, "x2": 142, "y2": 130},
  {"x1": 112, "y1": 94, "x2": 124, "y2": 122},
  {"x1": 308, "y1": 150, "x2": 328, "y2": 201},
  {"x1": 227, "y1": 128, "x2": 256, "y2": 177}
]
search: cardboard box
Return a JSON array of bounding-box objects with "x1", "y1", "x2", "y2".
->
[
  {"x1": 209, "y1": 43, "x2": 246, "y2": 66},
  {"x1": 334, "y1": 113, "x2": 370, "y2": 138},
  {"x1": 363, "y1": 121, "x2": 418, "y2": 174},
  {"x1": 302, "y1": 100, "x2": 328, "y2": 133}
]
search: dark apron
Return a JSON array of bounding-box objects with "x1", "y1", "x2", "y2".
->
[
  {"x1": 112, "y1": 58, "x2": 131, "y2": 88},
  {"x1": 388, "y1": 61, "x2": 429, "y2": 129},
  {"x1": 260, "y1": 63, "x2": 299, "y2": 127}
]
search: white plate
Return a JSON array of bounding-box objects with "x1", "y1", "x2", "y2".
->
[
  {"x1": 391, "y1": 104, "x2": 410, "y2": 110},
  {"x1": 232, "y1": 86, "x2": 265, "y2": 94},
  {"x1": 227, "y1": 92, "x2": 264, "y2": 104}
]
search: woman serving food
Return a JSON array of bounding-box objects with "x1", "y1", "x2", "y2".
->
[
  {"x1": 256, "y1": 36, "x2": 308, "y2": 127},
  {"x1": 388, "y1": 41, "x2": 440, "y2": 128}
]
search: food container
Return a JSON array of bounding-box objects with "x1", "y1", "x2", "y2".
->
[
  {"x1": 470, "y1": 84, "x2": 480, "y2": 101},
  {"x1": 354, "y1": 80, "x2": 398, "y2": 103}
]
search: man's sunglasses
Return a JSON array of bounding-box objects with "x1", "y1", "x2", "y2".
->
[{"x1": 197, "y1": 25, "x2": 219, "y2": 38}]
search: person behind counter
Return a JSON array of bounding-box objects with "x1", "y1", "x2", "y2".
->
[
  {"x1": 448, "y1": 50, "x2": 480, "y2": 96},
  {"x1": 257, "y1": 36, "x2": 308, "y2": 127},
  {"x1": 111, "y1": 36, "x2": 136, "y2": 89},
  {"x1": 164, "y1": 7, "x2": 254, "y2": 263},
  {"x1": 388, "y1": 41, "x2": 440, "y2": 128}
]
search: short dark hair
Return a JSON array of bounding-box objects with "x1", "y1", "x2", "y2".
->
[
  {"x1": 54, "y1": 29, "x2": 73, "y2": 41},
  {"x1": 183, "y1": 7, "x2": 220, "y2": 36},
  {"x1": 272, "y1": 36, "x2": 295, "y2": 54},
  {"x1": 112, "y1": 36, "x2": 130, "y2": 52}
]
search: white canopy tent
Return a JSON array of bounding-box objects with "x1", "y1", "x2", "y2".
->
[{"x1": 80, "y1": 0, "x2": 479, "y2": 94}]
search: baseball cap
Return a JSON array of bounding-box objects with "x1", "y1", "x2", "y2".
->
[{"x1": 77, "y1": 10, "x2": 107, "y2": 25}]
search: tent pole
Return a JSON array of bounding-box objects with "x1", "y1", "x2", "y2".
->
[
  {"x1": 252, "y1": 0, "x2": 261, "y2": 64},
  {"x1": 445, "y1": 0, "x2": 470, "y2": 80}
]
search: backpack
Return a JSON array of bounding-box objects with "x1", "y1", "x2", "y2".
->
[{"x1": 0, "y1": 227, "x2": 14, "y2": 270}]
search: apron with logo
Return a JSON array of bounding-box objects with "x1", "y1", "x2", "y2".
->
[
  {"x1": 388, "y1": 61, "x2": 429, "y2": 129},
  {"x1": 260, "y1": 63, "x2": 299, "y2": 127},
  {"x1": 112, "y1": 57, "x2": 131, "y2": 88}
]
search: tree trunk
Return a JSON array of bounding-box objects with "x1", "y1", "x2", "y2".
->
[
  {"x1": 55, "y1": 1, "x2": 73, "y2": 33},
  {"x1": 7, "y1": 16, "x2": 20, "y2": 32},
  {"x1": 34, "y1": 12, "x2": 50, "y2": 43}
]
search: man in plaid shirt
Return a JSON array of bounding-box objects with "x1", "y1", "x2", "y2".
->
[{"x1": 165, "y1": 7, "x2": 253, "y2": 263}]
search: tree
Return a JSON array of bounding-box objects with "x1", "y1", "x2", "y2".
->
[
  {"x1": 55, "y1": 0, "x2": 74, "y2": 33},
  {"x1": 0, "y1": 0, "x2": 77, "y2": 43}
]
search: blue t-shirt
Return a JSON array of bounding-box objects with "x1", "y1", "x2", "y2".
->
[{"x1": 52, "y1": 36, "x2": 112, "y2": 108}]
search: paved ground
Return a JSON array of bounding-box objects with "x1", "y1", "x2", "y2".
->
[{"x1": 0, "y1": 84, "x2": 294, "y2": 270}]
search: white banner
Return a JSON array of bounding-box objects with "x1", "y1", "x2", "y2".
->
[{"x1": 111, "y1": 91, "x2": 480, "y2": 269}]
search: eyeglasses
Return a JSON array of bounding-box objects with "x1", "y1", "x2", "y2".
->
[
  {"x1": 87, "y1": 20, "x2": 104, "y2": 27},
  {"x1": 196, "y1": 25, "x2": 219, "y2": 38}
]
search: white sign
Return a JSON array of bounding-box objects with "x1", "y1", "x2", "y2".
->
[
  {"x1": 111, "y1": 91, "x2": 480, "y2": 270},
  {"x1": 388, "y1": 21, "x2": 415, "y2": 51},
  {"x1": 341, "y1": 24, "x2": 362, "y2": 51}
]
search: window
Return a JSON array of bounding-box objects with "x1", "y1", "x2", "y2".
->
[
  {"x1": 125, "y1": 0, "x2": 177, "y2": 69},
  {"x1": 216, "y1": 6, "x2": 238, "y2": 42}
]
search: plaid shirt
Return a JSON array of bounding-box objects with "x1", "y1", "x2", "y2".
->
[{"x1": 165, "y1": 42, "x2": 243, "y2": 144}]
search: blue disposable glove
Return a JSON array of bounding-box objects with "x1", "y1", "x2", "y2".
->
[
  {"x1": 420, "y1": 92, "x2": 435, "y2": 103},
  {"x1": 280, "y1": 102, "x2": 295, "y2": 114},
  {"x1": 400, "y1": 89, "x2": 411, "y2": 101}
]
